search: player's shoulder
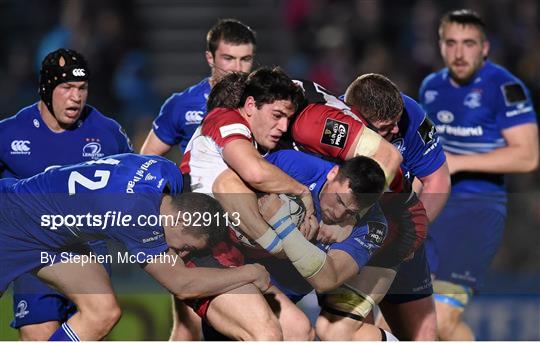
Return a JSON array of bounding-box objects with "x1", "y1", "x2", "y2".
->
[
  {"x1": 481, "y1": 61, "x2": 529, "y2": 95},
  {"x1": 401, "y1": 94, "x2": 424, "y2": 120},
  {"x1": 269, "y1": 149, "x2": 332, "y2": 167},
  {"x1": 85, "y1": 105, "x2": 117, "y2": 124},
  {"x1": 480, "y1": 62, "x2": 532, "y2": 105},
  {"x1": 0, "y1": 103, "x2": 39, "y2": 130},
  {"x1": 420, "y1": 69, "x2": 446, "y2": 90},
  {"x1": 201, "y1": 108, "x2": 251, "y2": 140},
  {"x1": 361, "y1": 202, "x2": 387, "y2": 225},
  {"x1": 167, "y1": 78, "x2": 211, "y2": 105},
  {"x1": 401, "y1": 93, "x2": 429, "y2": 129},
  {"x1": 114, "y1": 153, "x2": 178, "y2": 177},
  {"x1": 84, "y1": 105, "x2": 126, "y2": 132},
  {"x1": 132, "y1": 154, "x2": 183, "y2": 193},
  {"x1": 482, "y1": 61, "x2": 521, "y2": 83},
  {"x1": 204, "y1": 108, "x2": 247, "y2": 128}
]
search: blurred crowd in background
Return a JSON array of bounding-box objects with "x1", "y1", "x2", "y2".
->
[{"x1": 0, "y1": 0, "x2": 538, "y2": 276}]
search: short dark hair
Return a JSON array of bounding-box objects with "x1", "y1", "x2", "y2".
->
[
  {"x1": 169, "y1": 193, "x2": 228, "y2": 247},
  {"x1": 439, "y1": 9, "x2": 486, "y2": 39},
  {"x1": 344, "y1": 73, "x2": 403, "y2": 122},
  {"x1": 207, "y1": 18, "x2": 257, "y2": 56},
  {"x1": 336, "y1": 156, "x2": 385, "y2": 210},
  {"x1": 239, "y1": 67, "x2": 305, "y2": 112},
  {"x1": 206, "y1": 67, "x2": 305, "y2": 113},
  {"x1": 207, "y1": 71, "x2": 248, "y2": 112}
]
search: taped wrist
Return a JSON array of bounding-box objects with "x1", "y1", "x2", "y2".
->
[
  {"x1": 281, "y1": 229, "x2": 327, "y2": 278},
  {"x1": 254, "y1": 228, "x2": 283, "y2": 255},
  {"x1": 268, "y1": 200, "x2": 326, "y2": 278}
]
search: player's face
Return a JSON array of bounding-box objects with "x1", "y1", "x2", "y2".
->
[
  {"x1": 370, "y1": 118, "x2": 400, "y2": 141},
  {"x1": 439, "y1": 23, "x2": 489, "y2": 84},
  {"x1": 319, "y1": 166, "x2": 361, "y2": 225},
  {"x1": 207, "y1": 41, "x2": 254, "y2": 85},
  {"x1": 247, "y1": 98, "x2": 296, "y2": 150},
  {"x1": 52, "y1": 81, "x2": 88, "y2": 126},
  {"x1": 165, "y1": 228, "x2": 209, "y2": 258}
]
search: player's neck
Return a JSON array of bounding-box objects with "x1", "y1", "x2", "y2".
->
[
  {"x1": 237, "y1": 107, "x2": 250, "y2": 123},
  {"x1": 449, "y1": 62, "x2": 486, "y2": 88},
  {"x1": 38, "y1": 101, "x2": 70, "y2": 133}
]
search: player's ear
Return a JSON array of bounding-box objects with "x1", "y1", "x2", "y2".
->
[
  {"x1": 482, "y1": 39, "x2": 490, "y2": 60},
  {"x1": 327, "y1": 165, "x2": 339, "y2": 182},
  {"x1": 243, "y1": 96, "x2": 256, "y2": 117},
  {"x1": 205, "y1": 51, "x2": 214, "y2": 68}
]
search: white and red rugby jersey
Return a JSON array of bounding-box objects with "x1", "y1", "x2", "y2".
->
[{"x1": 180, "y1": 107, "x2": 255, "y2": 194}]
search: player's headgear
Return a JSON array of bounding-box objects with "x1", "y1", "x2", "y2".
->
[{"x1": 39, "y1": 48, "x2": 90, "y2": 117}]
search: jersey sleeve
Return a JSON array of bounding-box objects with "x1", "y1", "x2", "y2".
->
[
  {"x1": 418, "y1": 72, "x2": 437, "y2": 106},
  {"x1": 131, "y1": 156, "x2": 184, "y2": 195},
  {"x1": 493, "y1": 79, "x2": 537, "y2": 130},
  {"x1": 106, "y1": 194, "x2": 169, "y2": 257},
  {"x1": 328, "y1": 203, "x2": 387, "y2": 269},
  {"x1": 110, "y1": 120, "x2": 134, "y2": 153},
  {"x1": 401, "y1": 95, "x2": 446, "y2": 178},
  {"x1": 201, "y1": 109, "x2": 252, "y2": 149},
  {"x1": 292, "y1": 104, "x2": 364, "y2": 160},
  {"x1": 159, "y1": 158, "x2": 184, "y2": 195},
  {"x1": 152, "y1": 94, "x2": 187, "y2": 146},
  {"x1": 265, "y1": 150, "x2": 333, "y2": 185}
]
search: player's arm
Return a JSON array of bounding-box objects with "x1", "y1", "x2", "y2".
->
[
  {"x1": 413, "y1": 162, "x2": 451, "y2": 222},
  {"x1": 346, "y1": 126, "x2": 402, "y2": 187},
  {"x1": 223, "y1": 139, "x2": 310, "y2": 195},
  {"x1": 222, "y1": 139, "x2": 316, "y2": 224},
  {"x1": 266, "y1": 205, "x2": 363, "y2": 292},
  {"x1": 213, "y1": 169, "x2": 282, "y2": 251},
  {"x1": 141, "y1": 94, "x2": 186, "y2": 156},
  {"x1": 305, "y1": 249, "x2": 360, "y2": 293},
  {"x1": 143, "y1": 250, "x2": 270, "y2": 299},
  {"x1": 140, "y1": 130, "x2": 174, "y2": 155},
  {"x1": 445, "y1": 123, "x2": 539, "y2": 174},
  {"x1": 292, "y1": 104, "x2": 401, "y2": 186}
]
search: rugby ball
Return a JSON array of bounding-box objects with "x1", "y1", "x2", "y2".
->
[{"x1": 233, "y1": 193, "x2": 306, "y2": 248}]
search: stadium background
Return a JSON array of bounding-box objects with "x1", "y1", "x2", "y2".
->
[{"x1": 0, "y1": 0, "x2": 538, "y2": 340}]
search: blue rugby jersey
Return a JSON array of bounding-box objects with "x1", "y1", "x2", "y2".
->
[
  {"x1": 336, "y1": 92, "x2": 446, "y2": 181},
  {"x1": 152, "y1": 78, "x2": 211, "y2": 152},
  {"x1": 394, "y1": 94, "x2": 446, "y2": 180},
  {"x1": 1, "y1": 153, "x2": 183, "y2": 256},
  {"x1": 265, "y1": 149, "x2": 387, "y2": 269},
  {"x1": 0, "y1": 103, "x2": 132, "y2": 179},
  {"x1": 420, "y1": 61, "x2": 537, "y2": 194}
]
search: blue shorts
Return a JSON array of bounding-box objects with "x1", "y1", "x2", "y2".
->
[
  {"x1": 7, "y1": 240, "x2": 111, "y2": 328},
  {"x1": 426, "y1": 194, "x2": 506, "y2": 290},
  {"x1": 383, "y1": 244, "x2": 433, "y2": 304},
  {"x1": 11, "y1": 279, "x2": 78, "y2": 328}
]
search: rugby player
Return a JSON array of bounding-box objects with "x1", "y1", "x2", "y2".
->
[
  {"x1": 0, "y1": 153, "x2": 270, "y2": 341},
  {"x1": 216, "y1": 75, "x2": 436, "y2": 340},
  {"x1": 420, "y1": 9, "x2": 538, "y2": 340},
  {"x1": 214, "y1": 149, "x2": 398, "y2": 341},
  {"x1": 264, "y1": 74, "x2": 438, "y2": 340},
  {"x1": 316, "y1": 74, "x2": 450, "y2": 340},
  {"x1": 0, "y1": 48, "x2": 132, "y2": 340},
  {"x1": 139, "y1": 19, "x2": 257, "y2": 339},
  {"x1": 140, "y1": 18, "x2": 256, "y2": 157},
  {"x1": 178, "y1": 67, "x2": 318, "y2": 340}
]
